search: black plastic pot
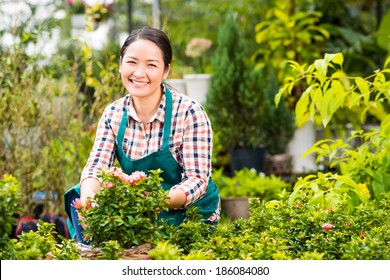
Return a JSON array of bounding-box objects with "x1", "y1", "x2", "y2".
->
[{"x1": 229, "y1": 147, "x2": 266, "y2": 173}]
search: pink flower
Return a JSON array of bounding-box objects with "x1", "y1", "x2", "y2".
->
[
  {"x1": 103, "y1": 182, "x2": 114, "y2": 189},
  {"x1": 46, "y1": 252, "x2": 54, "y2": 260},
  {"x1": 71, "y1": 198, "x2": 83, "y2": 209},
  {"x1": 127, "y1": 171, "x2": 147, "y2": 184},
  {"x1": 322, "y1": 222, "x2": 335, "y2": 231}
]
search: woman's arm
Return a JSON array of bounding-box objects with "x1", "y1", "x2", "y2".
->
[
  {"x1": 80, "y1": 105, "x2": 118, "y2": 205},
  {"x1": 167, "y1": 188, "x2": 187, "y2": 209},
  {"x1": 171, "y1": 102, "x2": 213, "y2": 207}
]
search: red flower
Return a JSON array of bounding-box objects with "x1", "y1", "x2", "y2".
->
[{"x1": 321, "y1": 222, "x2": 335, "y2": 231}]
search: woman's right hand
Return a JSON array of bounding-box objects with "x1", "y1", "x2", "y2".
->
[{"x1": 79, "y1": 178, "x2": 101, "y2": 229}]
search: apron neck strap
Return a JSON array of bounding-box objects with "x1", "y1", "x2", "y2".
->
[
  {"x1": 118, "y1": 86, "x2": 173, "y2": 150},
  {"x1": 162, "y1": 87, "x2": 172, "y2": 149}
]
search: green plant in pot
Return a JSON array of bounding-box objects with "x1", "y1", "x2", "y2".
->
[
  {"x1": 262, "y1": 67, "x2": 295, "y2": 176},
  {"x1": 206, "y1": 13, "x2": 265, "y2": 174},
  {"x1": 213, "y1": 168, "x2": 289, "y2": 220}
]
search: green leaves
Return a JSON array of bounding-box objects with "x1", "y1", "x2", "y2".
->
[
  {"x1": 77, "y1": 169, "x2": 169, "y2": 248},
  {"x1": 278, "y1": 52, "x2": 390, "y2": 128},
  {"x1": 213, "y1": 168, "x2": 289, "y2": 200}
]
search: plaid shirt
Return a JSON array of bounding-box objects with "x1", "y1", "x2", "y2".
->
[{"x1": 81, "y1": 87, "x2": 220, "y2": 221}]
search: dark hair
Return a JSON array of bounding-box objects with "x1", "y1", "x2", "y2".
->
[{"x1": 120, "y1": 27, "x2": 172, "y2": 72}]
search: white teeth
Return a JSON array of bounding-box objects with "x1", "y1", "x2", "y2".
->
[{"x1": 132, "y1": 80, "x2": 147, "y2": 85}]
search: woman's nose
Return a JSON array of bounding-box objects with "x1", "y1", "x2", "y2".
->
[{"x1": 133, "y1": 66, "x2": 145, "y2": 77}]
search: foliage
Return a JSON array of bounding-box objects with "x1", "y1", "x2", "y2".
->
[
  {"x1": 253, "y1": 0, "x2": 329, "y2": 110},
  {"x1": 211, "y1": 130, "x2": 230, "y2": 169},
  {"x1": 277, "y1": 52, "x2": 390, "y2": 128},
  {"x1": 9, "y1": 220, "x2": 80, "y2": 260},
  {"x1": 310, "y1": 0, "x2": 389, "y2": 77},
  {"x1": 277, "y1": 52, "x2": 390, "y2": 208},
  {"x1": 85, "y1": 1, "x2": 114, "y2": 31},
  {"x1": 148, "y1": 241, "x2": 182, "y2": 260},
  {"x1": 302, "y1": 119, "x2": 390, "y2": 203},
  {"x1": 377, "y1": 9, "x2": 390, "y2": 52},
  {"x1": 164, "y1": 206, "x2": 212, "y2": 255},
  {"x1": 75, "y1": 168, "x2": 169, "y2": 248},
  {"x1": 65, "y1": 0, "x2": 86, "y2": 14},
  {"x1": 261, "y1": 67, "x2": 295, "y2": 154},
  {"x1": 0, "y1": 6, "x2": 123, "y2": 214},
  {"x1": 0, "y1": 175, "x2": 22, "y2": 259},
  {"x1": 161, "y1": 0, "x2": 273, "y2": 70},
  {"x1": 206, "y1": 13, "x2": 264, "y2": 150},
  {"x1": 149, "y1": 193, "x2": 390, "y2": 260},
  {"x1": 213, "y1": 168, "x2": 290, "y2": 200},
  {"x1": 253, "y1": 1, "x2": 329, "y2": 71}
]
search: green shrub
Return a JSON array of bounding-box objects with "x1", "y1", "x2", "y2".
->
[
  {"x1": 179, "y1": 193, "x2": 390, "y2": 260},
  {"x1": 214, "y1": 168, "x2": 290, "y2": 200},
  {"x1": 76, "y1": 169, "x2": 169, "y2": 248},
  {"x1": 0, "y1": 175, "x2": 22, "y2": 259},
  {"x1": 9, "y1": 220, "x2": 80, "y2": 260}
]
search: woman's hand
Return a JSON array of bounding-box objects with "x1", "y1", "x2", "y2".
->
[{"x1": 78, "y1": 178, "x2": 101, "y2": 229}]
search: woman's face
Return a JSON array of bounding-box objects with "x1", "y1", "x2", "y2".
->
[{"x1": 119, "y1": 39, "x2": 170, "y2": 99}]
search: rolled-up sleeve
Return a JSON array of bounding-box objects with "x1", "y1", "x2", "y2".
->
[
  {"x1": 171, "y1": 103, "x2": 213, "y2": 206},
  {"x1": 80, "y1": 106, "x2": 118, "y2": 184}
]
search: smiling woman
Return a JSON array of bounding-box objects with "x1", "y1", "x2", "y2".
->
[{"x1": 64, "y1": 26, "x2": 221, "y2": 244}]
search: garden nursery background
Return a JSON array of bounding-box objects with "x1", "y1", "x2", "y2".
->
[{"x1": 1, "y1": 0, "x2": 390, "y2": 261}]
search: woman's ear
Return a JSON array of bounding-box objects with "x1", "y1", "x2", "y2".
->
[{"x1": 163, "y1": 64, "x2": 171, "y2": 80}]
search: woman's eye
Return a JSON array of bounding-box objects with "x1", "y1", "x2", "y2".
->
[{"x1": 148, "y1": 64, "x2": 157, "y2": 68}]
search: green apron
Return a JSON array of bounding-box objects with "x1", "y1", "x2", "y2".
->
[{"x1": 64, "y1": 87, "x2": 220, "y2": 239}]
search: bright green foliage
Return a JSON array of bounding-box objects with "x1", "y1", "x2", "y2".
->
[
  {"x1": 148, "y1": 241, "x2": 182, "y2": 260},
  {"x1": 156, "y1": 194, "x2": 390, "y2": 260},
  {"x1": 0, "y1": 175, "x2": 22, "y2": 259},
  {"x1": 77, "y1": 169, "x2": 169, "y2": 248},
  {"x1": 253, "y1": 1, "x2": 329, "y2": 91},
  {"x1": 288, "y1": 172, "x2": 371, "y2": 211},
  {"x1": 9, "y1": 220, "x2": 80, "y2": 260},
  {"x1": 277, "y1": 52, "x2": 390, "y2": 127},
  {"x1": 213, "y1": 168, "x2": 290, "y2": 200},
  {"x1": 206, "y1": 13, "x2": 264, "y2": 150},
  {"x1": 278, "y1": 52, "x2": 390, "y2": 209},
  {"x1": 98, "y1": 240, "x2": 122, "y2": 260},
  {"x1": 302, "y1": 117, "x2": 390, "y2": 203},
  {"x1": 165, "y1": 206, "x2": 212, "y2": 255}
]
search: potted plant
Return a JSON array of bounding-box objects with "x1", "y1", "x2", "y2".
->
[
  {"x1": 206, "y1": 13, "x2": 266, "y2": 173},
  {"x1": 183, "y1": 37, "x2": 213, "y2": 104},
  {"x1": 164, "y1": 58, "x2": 192, "y2": 95},
  {"x1": 212, "y1": 168, "x2": 290, "y2": 220},
  {"x1": 262, "y1": 67, "x2": 295, "y2": 177}
]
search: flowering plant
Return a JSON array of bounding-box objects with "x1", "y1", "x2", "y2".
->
[
  {"x1": 185, "y1": 37, "x2": 213, "y2": 73},
  {"x1": 66, "y1": 0, "x2": 86, "y2": 14},
  {"x1": 73, "y1": 168, "x2": 169, "y2": 248},
  {"x1": 85, "y1": 0, "x2": 114, "y2": 25}
]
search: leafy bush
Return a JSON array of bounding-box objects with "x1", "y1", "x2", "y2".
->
[
  {"x1": 213, "y1": 168, "x2": 290, "y2": 200},
  {"x1": 206, "y1": 13, "x2": 265, "y2": 150},
  {"x1": 0, "y1": 175, "x2": 22, "y2": 259},
  {"x1": 76, "y1": 168, "x2": 169, "y2": 248},
  {"x1": 156, "y1": 193, "x2": 390, "y2": 260},
  {"x1": 9, "y1": 220, "x2": 80, "y2": 260}
]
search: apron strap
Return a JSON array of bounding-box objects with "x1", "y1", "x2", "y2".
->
[
  {"x1": 117, "y1": 86, "x2": 173, "y2": 151},
  {"x1": 162, "y1": 87, "x2": 173, "y2": 150}
]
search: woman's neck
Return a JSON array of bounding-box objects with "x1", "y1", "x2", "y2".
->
[{"x1": 132, "y1": 90, "x2": 163, "y2": 124}]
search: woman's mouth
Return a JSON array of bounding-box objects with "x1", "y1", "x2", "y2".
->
[{"x1": 131, "y1": 79, "x2": 148, "y2": 86}]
